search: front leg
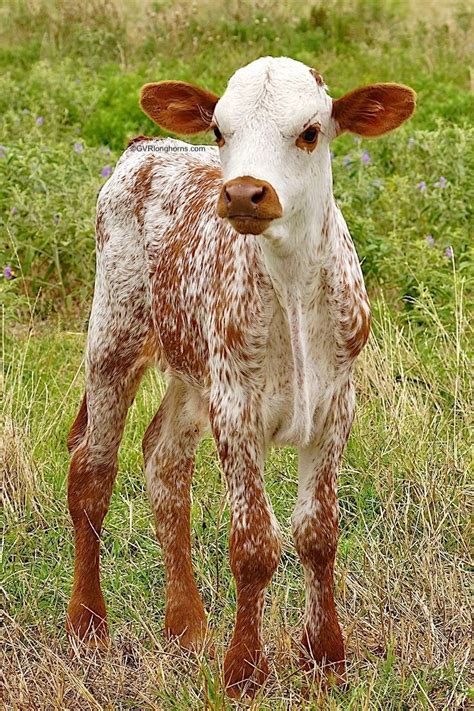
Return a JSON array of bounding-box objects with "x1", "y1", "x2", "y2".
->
[
  {"x1": 292, "y1": 379, "x2": 355, "y2": 683},
  {"x1": 210, "y1": 391, "x2": 281, "y2": 698}
]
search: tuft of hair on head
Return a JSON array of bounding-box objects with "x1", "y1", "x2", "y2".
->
[{"x1": 310, "y1": 68, "x2": 326, "y2": 88}]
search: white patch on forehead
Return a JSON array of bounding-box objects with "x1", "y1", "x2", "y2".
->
[{"x1": 215, "y1": 56, "x2": 332, "y2": 134}]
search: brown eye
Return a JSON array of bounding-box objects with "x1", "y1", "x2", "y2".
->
[
  {"x1": 296, "y1": 125, "x2": 320, "y2": 152},
  {"x1": 213, "y1": 126, "x2": 225, "y2": 147},
  {"x1": 302, "y1": 127, "x2": 318, "y2": 142}
]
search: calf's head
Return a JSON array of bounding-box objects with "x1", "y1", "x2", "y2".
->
[{"x1": 141, "y1": 57, "x2": 415, "y2": 236}]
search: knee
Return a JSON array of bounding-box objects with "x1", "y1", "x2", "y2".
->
[
  {"x1": 144, "y1": 451, "x2": 194, "y2": 539},
  {"x1": 292, "y1": 505, "x2": 338, "y2": 572},
  {"x1": 67, "y1": 443, "x2": 115, "y2": 524},
  {"x1": 230, "y1": 524, "x2": 281, "y2": 588}
]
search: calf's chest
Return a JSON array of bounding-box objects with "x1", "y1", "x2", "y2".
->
[{"x1": 261, "y1": 289, "x2": 340, "y2": 448}]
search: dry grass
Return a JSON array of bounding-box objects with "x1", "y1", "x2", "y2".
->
[
  {"x1": 1, "y1": 288, "x2": 471, "y2": 709},
  {"x1": 1, "y1": 417, "x2": 38, "y2": 517}
]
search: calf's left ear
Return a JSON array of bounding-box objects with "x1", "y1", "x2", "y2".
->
[
  {"x1": 140, "y1": 81, "x2": 220, "y2": 134},
  {"x1": 332, "y1": 83, "x2": 416, "y2": 137}
]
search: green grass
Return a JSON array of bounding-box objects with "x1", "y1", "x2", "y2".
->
[{"x1": 1, "y1": 0, "x2": 473, "y2": 708}]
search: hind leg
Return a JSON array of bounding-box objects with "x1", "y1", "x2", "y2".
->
[
  {"x1": 143, "y1": 377, "x2": 208, "y2": 650},
  {"x1": 66, "y1": 333, "x2": 153, "y2": 645}
]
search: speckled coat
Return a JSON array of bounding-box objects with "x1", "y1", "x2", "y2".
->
[{"x1": 66, "y1": 57, "x2": 415, "y2": 697}]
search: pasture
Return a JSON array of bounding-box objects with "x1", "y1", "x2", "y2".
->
[{"x1": 1, "y1": 0, "x2": 472, "y2": 708}]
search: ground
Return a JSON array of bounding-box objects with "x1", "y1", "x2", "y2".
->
[{"x1": 1, "y1": 1, "x2": 472, "y2": 708}]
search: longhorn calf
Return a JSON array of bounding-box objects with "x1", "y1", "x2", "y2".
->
[{"x1": 66, "y1": 56, "x2": 415, "y2": 696}]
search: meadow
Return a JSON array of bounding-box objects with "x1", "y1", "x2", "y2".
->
[{"x1": 1, "y1": 0, "x2": 473, "y2": 708}]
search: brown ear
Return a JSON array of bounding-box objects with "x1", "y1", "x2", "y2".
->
[
  {"x1": 140, "y1": 81, "x2": 220, "y2": 134},
  {"x1": 332, "y1": 83, "x2": 416, "y2": 137}
]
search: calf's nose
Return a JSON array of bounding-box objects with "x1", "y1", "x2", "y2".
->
[
  {"x1": 223, "y1": 182, "x2": 266, "y2": 213},
  {"x1": 216, "y1": 175, "x2": 283, "y2": 235}
]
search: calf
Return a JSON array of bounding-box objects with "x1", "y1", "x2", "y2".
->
[{"x1": 66, "y1": 57, "x2": 415, "y2": 696}]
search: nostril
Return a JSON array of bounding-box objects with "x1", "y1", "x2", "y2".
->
[
  {"x1": 251, "y1": 186, "x2": 265, "y2": 204},
  {"x1": 224, "y1": 188, "x2": 232, "y2": 205}
]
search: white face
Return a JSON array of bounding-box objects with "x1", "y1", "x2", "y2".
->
[
  {"x1": 213, "y1": 57, "x2": 334, "y2": 225},
  {"x1": 141, "y1": 58, "x2": 415, "y2": 236}
]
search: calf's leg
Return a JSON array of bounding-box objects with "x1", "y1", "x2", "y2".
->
[
  {"x1": 143, "y1": 377, "x2": 208, "y2": 650},
  {"x1": 67, "y1": 341, "x2": 151, "y2": 645},
  {"x1": 210, "y1": 393, "x2": 281, "y2": 697},
  {"x1": 292, "y1": 380, "x2": 355, "y2": 682}
]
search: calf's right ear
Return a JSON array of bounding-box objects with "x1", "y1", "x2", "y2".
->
[{"x1": 140, "y1": 81, "x2": 219, "y2": 135}]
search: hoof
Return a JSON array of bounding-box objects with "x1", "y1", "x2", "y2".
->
[
  {"x1": 224, "y1": 642, "x2": 269, "y2": 698},
  {"x1": 165, "y1": 596, "x2": 208, "y2": 652},
  {"x1": 66, "y1": 596, "x2": 108, "y2": 650},
  {"x1": 299, "y1": 627, "x2": 346, "y2": 687}
]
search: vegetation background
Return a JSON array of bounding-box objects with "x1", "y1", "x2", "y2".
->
[{"x1": 1, "y1": 0, "x2": 472, "y2": 708}]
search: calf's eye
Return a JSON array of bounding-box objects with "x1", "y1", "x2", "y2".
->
[
  {"x1": 302, "y1": 127, "x2": 318, "y2": 142},
  {"x1": 213, "y1": 126, "x2": 225, "y2": 147},
  {"x1": 296, "y1": 125, "x2": 320, "y2": 152}
]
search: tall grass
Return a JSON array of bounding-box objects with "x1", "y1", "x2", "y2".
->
[{"x1": 2, "y1": 282, "x2": 471, "y2": 708}]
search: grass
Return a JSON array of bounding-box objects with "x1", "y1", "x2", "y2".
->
[{"x1": 1, "y1": 0, "x2": 473, "y2": 708}]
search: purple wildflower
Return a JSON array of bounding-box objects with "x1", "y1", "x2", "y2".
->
[
  {"x1": 417, "y1": 180, "x2": 427, "y2": 191},
  {"x1": 36, "y1": 116, "x2": 44, "y2": 126},
  {"x1": 100, "y1": 165, "x2": 112, "y2": 178},
  {"x1": 11, "y1": 207, "x2": 18, "y2": 216},
  {"x1": 4, "y1": 265, "x2": 13, "y2": 280},
  {"x1": 425, "y1": 234, "x2": 435, "y2": 246},
  {"x1": 445, "y1": 246, "x2": 454, "y2": 259},
  {"x1": 342, "y1": 155, "x2": 351, "y2": 167},
  {"x1": 407, "y1": 137, "x2": 416, "y2": 149},
  {"x1": 361, "y1": 150, "x2": 371, "y2": 165},
  {"x1": 434, "y1": 176, "x2": 447, "y2": 188},
  {"x1": 73, "y1": 141, "x2": 84, "y2": 154}
]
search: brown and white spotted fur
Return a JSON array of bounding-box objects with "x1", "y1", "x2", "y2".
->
[{"x1": 66, "y1": 57, "x2": 415, "y2": 697}]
